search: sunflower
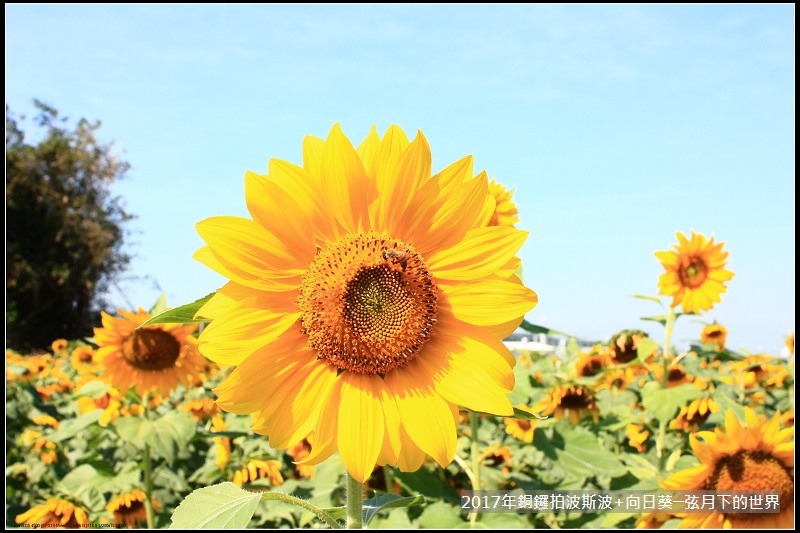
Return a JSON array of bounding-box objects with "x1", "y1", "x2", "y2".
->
[
  {"x1": 288, "y1": 437, "x2": 315, "y2": 479},
  {"x1": 700, "y1": 323, "x2": 728, "y2": 351},
  {"x1": 232, "y1": 459, "x2": 284, "y2": 488},
  {"x1": 487, "y1": 178, "x2": 519, "y2": 227},
  {"x1": 669, "y1": 397, "x2": 719, "y2": 432},
  {"x1": 51, "y1": 338, "x2": 69, "y2": 355},
  {"x1": 93, "y1": 307, "x2": 206, "y2": 396},
  {"x1": 195, "y1": 124, "x2": 537, "y2": 482},
  {"x1": 661, "y1": 408, "x2": 794, "y2": 528},
  {"x1": 21, "y1": 429, "x2": 58, "y2": 464},
  {"x1": 504, "y1": 404, "x2": 539, "y2": 443},
  {"x1": 652, "y1": 362, "x2": 695, "y2": 388},
  {"x1": 15, "y1": 498, "x2": 90, "y2": 527},
  {"x1": 575, "y1": 352, "x2": 608, "y2": 378},
  {"x1": 635, "y1": 511, "x2": 672, "y2": 529},
  {"x1": 70, "y1": 345, "x2": 98, "y2": 374},
  {"x1": 210, "y1": 414, "x2": 232, "y2": 470},
  {"x1": 533, "y1": 384, "x2": 599, "y2": 425},
  {"x1": 180, "y1": 397, "x2": 221, "y2": 422},
  {"x1": 655, "y1": 231, "x2": 734, "y2": 313},
  {"x1": 608, "y1": 330, "x2": 651, "y2": 365},
  {"x1": 105, "y1": 489, "x2": 152, "y2": 528},
  {"x1": 786, "y1": 332, "x2": 794, "y2": 356},
  {"x1": 626, "y1": 423, "x2": 650, "y2": 452}
]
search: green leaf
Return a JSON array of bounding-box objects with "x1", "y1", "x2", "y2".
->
[
  {"x1": 363, "y1": 493, "x2": 426, "y2": 525},
  {"x1": 391, "y1": 467, "x2": 456, "y2": 500},
  {"x1": 169, "y1": 482, "x2": 262, "y2": 529},
  {"x1": 640, "y1": 382, "x2": 701, "y2": 423},
  {"x1": 640, "y1": 315, "x2": 668, "y2": 327},
  {"x1": 535, "y1": 426, "x2": 626, "y2": 479},
  {"x1": 518, "y1": 320, "x2": 572, "y2": 338},
  {"x1": 48, "y1": 411, "x2": 102, "y2": 442},
  {"x1": 115, "y1": 417, "x2": 152, "y2": 451},
  {"x1": 636, "y1": 338, "x2": 660, "y2": 361},
  {"x1": 416, "y1": 501, "x2": 464, "y2": 529},
  {"x1": 632, "y1": 294, "x2": 664, "y2": 305},
  {"x1": 511, "y1": 407, "x2": 545, "y2": 420},
  {"x1": 138, "y1": 291, "x2": 217, "y2": 327},
  {"x1": 149, "y1": 292, "x2": 168, "y2": 315},
  {"x1": 76, "y1": 380, "x2": 110, "y2": 398},
  {"x1": 148, "y1": 411, "x2": 197, "y2": 463}
]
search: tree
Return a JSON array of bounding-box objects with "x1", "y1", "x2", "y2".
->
[{"x1": 6, "y1": 101, "x2": 135, "y2": 351}]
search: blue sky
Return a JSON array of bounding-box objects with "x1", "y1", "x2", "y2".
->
[{"x1": 6, "y1": 5, "x2": 794, "y2": 355}]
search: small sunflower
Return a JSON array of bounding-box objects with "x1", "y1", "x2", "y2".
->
[
  {"x1": 195, "y1": 124, "x2": 537, "y2": 482},
  {"x1": 51, "y1": 338, "x2": 69, "y2": 355},
  {"x1": 15, "y1": 498, "x2": 90, "y2": 527},
  {"x1": 786, "y1": 332, "x2": 794, "y2": 356},
  {"x1": 210, "y1": 415, "x2": 232, "y2": 470},
  {"x1": 700, "y1": 323, "x2": 728, "y2": 351},
  {"x1": 106, "y1": 489, "x2": 154, "y2": 528},
  {"x1": 93, "y1": 307, "x2": 206, "y2": 396},
  {"x1": 533, "y1": 384, "x2": 599, "y2": 425},
  {"x1": 669, "y1": 397, "x2": 719, "y2": 432},
  {"x1": 288, "y1": 437, "x2": 315, "y2": 479},
  {"x1": 232, "y1": 459, "x2": 284, "y2": 488},
  {"x1": 503, "y1": 404, "x2": 539, "y2": 443},
  {"x1": 180, "y1": 397, "x2": 221, "y2": 422},
  {"x1": 661, "y1": 408, "x2": 794, "y2": 528},
  {"x1": 635, "y1": 511, "x2": 672, "y2": 529},
  {"x1": 487, "y1": 178, "x2": 519, "y2": 227},
  {"x1": 575, "y1": 352, "x2": 608, "y2": 378},
  {"x1": 70, "y1": 345, "x2": 98, "y2": 374},
  {"x1": 655, "y1": 231, "x2": 734, "y2": 313},
  {"x1": 21, "y1": 429, "x2": 58, "y2": 464},
  {"x1": 608, "y1": 330, "x2": 651, "y2": 365},
  {"x1": 652, "y1": 362, "x2": 694, "y2": 388},
  {"x1": 626, "y1": 423, "x2": 650, "y2": 452}
]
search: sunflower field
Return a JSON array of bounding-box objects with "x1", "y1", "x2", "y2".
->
[{"x1": 6, "y1": 125, "x2": 795, "y2": 529}]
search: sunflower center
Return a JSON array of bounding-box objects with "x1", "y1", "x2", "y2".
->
[
  {"x1": 297, "y1": 231, "x2": 438, "y2": 375},
  {"x1": 120, "y1": 329, "x2": 181, "y2": 371},
  {"x1": 114, "y1": 500, "x2": 145, "y2": 516},
  {"x1": 560, "y1": 387, "x2": 593, "y2": 409},
  {"x1": 679, "y1": 258, "x2": 708, "y2": 288},
  {"x1": 706, "y1": 451, "x2": 794, "y2": 510}
]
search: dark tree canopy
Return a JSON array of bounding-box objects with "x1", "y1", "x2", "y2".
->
[{"x1": 6, "y1": 101, "x2": 134, "y2": 351}]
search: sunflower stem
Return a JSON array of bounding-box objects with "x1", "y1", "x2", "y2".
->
[
  {"x1": 143, "y1": 443, "x2": 156, "y2": 529},
  {"x1": 469, "y1": 411, "x2": 482, "y2": 527},
  {"x1": 259, "y1": 492, "x2": 342, "y2": 529},
  {"x1": 656, "y1": 306, "x2": 677, "y2": 466},
  {"x1": 382, "y1": 465, "x2": 395, "y2": 495},
  {"x1": 344, "y1": 472, "x2": 363, "y2": 529},
  {"x1": 141, "y1": 392, "x2": 156, "y2": 529}
]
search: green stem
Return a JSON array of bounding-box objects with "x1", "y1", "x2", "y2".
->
[
  {"x1": 345, "y1": 472, "x2": 363, "y2": 529},
  {"x1": 143, "y1": 443, "x2": 156, "y2": 529},
  {"x1": 656, "y1": 306, "x2": 677, "y2": 467},
  {"x1": 382, "y1": 465, "x2": 395, "y2": 495},
  {"x1": 259, "y1": 493, "x2": 342, "y2": 529},
  {"x1": 140, "y1": 391, "x2": 156, "y2": 529},
  {"x1": 469, "y1": 411, "x2": 481, "y2": 527}
]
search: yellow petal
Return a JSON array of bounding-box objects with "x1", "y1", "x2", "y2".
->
[
  {"x1": 297, "y1": 379, "x2": 343, "y2": 466},
  {"x1": 338, "y1": 374, "x2": 385, "y2": 483},
  {"x1": 321, "y1": 124, "x2": 374, "y2": 233},
  {"x1": 428, "y1": 226, "x2": 528, "y2": 281},
  {"x1": 442, "y1": 278, "x2": 538, "y2": 325}
]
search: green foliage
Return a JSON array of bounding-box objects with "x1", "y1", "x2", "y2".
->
[
  {"x1": 6, "y1": 101, "x2": 134, "y2": 350},
  {"x1": 169, "y1": 482, "x2": 262, "y2": 529}
]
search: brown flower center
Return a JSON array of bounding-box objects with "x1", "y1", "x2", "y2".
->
[
  {"x1": 578, "y1": 356, "x2": 605, "y2": 377},
  {"x1": 559, "y1": 386, "x2": 594, "y2": 410},
  {"x1": 297, "y1": 231, "x2": 438, "y2": 375},
  {"x1": 114, "y1": 500, "x2": 145, "y2": 516},
  {"x1": 121, "y1": 329, "x2": 181, "y2": 371},
  {"x1": 679, "y1": 258, "x2": 708, "y2": 288},
  {"x1": 706, "y1": 451, "x2": 794, "y2": 511}
]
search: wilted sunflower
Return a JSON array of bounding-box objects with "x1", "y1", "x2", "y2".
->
[
  {"x1": 504, "y1": 404, "x2": 539, "y2": 443},
  {"x1": 232, "y1": 459, "x2": 284, "y2": 488},
  {"x1": 93, "y1": 308, "x2": 206, "y2": 396},
  {"x1": 700, "y1": 323, "x2": 728, "y2": 351},
  {"x1": 195, "y1": 124, "x2": 537, "y2": 482},
  {"x1": 669, "y1": 397, "x2": 719, "y2": 432},
  {"x1": 487, "y1": 178, "x2": 519, "y2": 227},
  {"x1": 661, "y1": 408, "x2": 794, "y2": 528},
  {"x1": 106, "y1": 489, "x2": 153, "y2": 528},
  {"x1": 15, "y1": 498, "x2": 90, "y2": 527},
  {"x1": 533, "y1": 384, "x2": 599, "y2": 425},
  {"x1": 655, "y1": 231, "x2": 734, "y2": 314}
]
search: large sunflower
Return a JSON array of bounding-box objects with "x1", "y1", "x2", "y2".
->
[
  {"x1": 93, "y1": 308, "x2": 206, "y2": 396},
  {"x1": 661, "y1": 408, "x2": 794, "y2": 528},
  {"x1": 195, "y1": 124, "x2": 537, "y2": 482},
  {"x1": 655, "y1": 231, "x2": 734, "y2": 313}
]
